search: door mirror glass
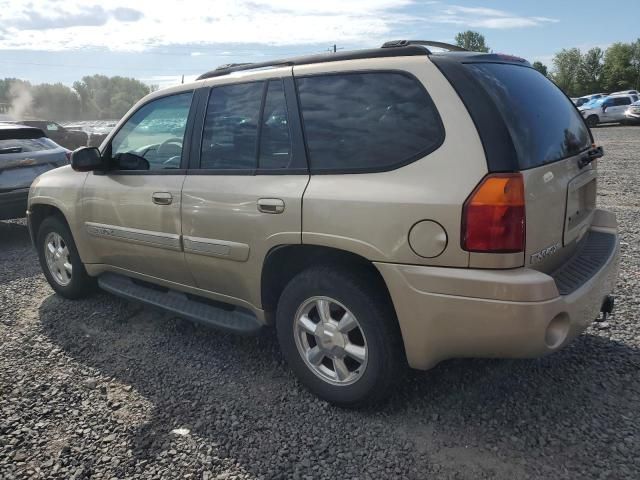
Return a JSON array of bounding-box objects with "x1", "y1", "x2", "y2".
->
[{"x1": 71, "y1": 147, "x2": 103, "y2": 172}]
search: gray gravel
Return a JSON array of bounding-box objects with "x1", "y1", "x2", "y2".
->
[{"x1": 1, "y1": 125, "x2": 639, "y2": 480}]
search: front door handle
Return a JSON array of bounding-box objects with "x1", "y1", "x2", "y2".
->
[
  {"x1": 257, "y1": 198, "x2": 285, "y2": 214},
  {"x1": 152, "y1": 192, "x2": 173, "y2": 205}
]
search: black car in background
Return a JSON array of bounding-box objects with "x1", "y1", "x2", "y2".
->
[
  {"x1": 14, "y1": 120, "x2": 88, "y2": 150},
  {"x1": 0, "y1": 124, "x2": 69, "y2": 220}
]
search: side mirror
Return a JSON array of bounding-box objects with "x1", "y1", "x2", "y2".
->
[{"x1": 71, "y1": 147, "x2": 103, "y2": 172}]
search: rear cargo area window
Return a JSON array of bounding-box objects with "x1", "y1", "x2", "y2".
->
[
  {"x1": 467, "y1": 63, "x2": 591, "y2": 169},
  {"x1": 296, "y1": 72, "x2": 444, "y2": 172},
  {"x1": 0, "y1": 137, "x2": 58, "y2": 154}
]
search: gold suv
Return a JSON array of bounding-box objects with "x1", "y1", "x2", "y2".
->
[{"x1": 27, "y1": 41, "x2": 619, "y2": 406}]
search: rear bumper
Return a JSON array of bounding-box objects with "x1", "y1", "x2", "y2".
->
[
  {"x1": 0, "y1": 188, "x2": 29, "y2": 220},
  {"x1": 375, "y1": 210, "x2": 619, "y2": 370}
]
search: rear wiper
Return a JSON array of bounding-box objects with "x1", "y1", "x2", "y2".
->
[{"x1": 578, "y1": 146, "x2": 604, "y2": 169}]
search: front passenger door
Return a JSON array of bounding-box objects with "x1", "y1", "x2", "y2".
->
[{"x1": 82, "y1": 91, "x2": 196, "y2": 285}]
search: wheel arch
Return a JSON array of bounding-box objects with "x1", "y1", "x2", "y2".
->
[
  {"x1": 261, "y1": 244, "x2": 396, "y2": 321},
  {"x1": 29, "y1": 202, "x2": 72, "y2": 241}
]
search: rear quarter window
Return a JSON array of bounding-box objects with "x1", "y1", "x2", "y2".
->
[
  {"x1": 466, "y1": 63, "x2": 591, "y2": 169},
  {"x1": 296, "y1": 72, "x2": 444, "y2": 173}
]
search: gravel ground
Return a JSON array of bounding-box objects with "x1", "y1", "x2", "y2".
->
[{"x1": 1, "y1": 125, "x2": 639, "y2": 480}]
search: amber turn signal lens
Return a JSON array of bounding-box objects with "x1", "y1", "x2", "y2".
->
[{"x1": 462, "y1": 173, "x2": 525, "y2": 253}]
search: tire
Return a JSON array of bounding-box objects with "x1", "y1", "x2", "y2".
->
[
  {"x1": 586, "y1": 115, "x2": 599, "y2": 128},
  {"x1": 276, "y1": 266, "x2": 404, "y2": 407},
  {"x1": 36, "y1": 216, "x2": 96, "y2": 299}
]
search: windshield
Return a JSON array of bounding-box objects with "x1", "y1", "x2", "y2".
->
[
  {"x1": 467, "y1": 63, "x2": 591, "y2": 169},
  {"x1": 583, "y1": 98, "x2": 605, "y2": 109}
]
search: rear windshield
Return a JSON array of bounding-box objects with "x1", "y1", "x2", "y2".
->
[
  {"x1": 0, "y1": 137, "x2": 59, "y2": 154},
  {"x1": 467, "y1": 63, "x2": 591, "y2": 169}
]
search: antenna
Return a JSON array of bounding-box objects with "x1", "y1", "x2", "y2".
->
[{"x1": 327, "y1": 44, "x2": 344, "y2": 54}]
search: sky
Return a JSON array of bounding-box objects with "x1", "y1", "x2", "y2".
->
[{"x1": 0, "y1": 0, "x2": 638, "y2": 88}]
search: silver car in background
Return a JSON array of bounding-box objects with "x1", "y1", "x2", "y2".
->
[
  {"x1": 0, "y1": 124, "x2": 69, "y2": 220},
  {"x1": 622, "y1": 100, "x2": 640, "y2": 125},
  {"x1": 580, "y1": 94, "x2": 639, "y2": 127}
]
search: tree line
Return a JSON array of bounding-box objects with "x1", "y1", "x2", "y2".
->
[
  {"x1": 0, "y1": 75, "x2": 155, "y2": 121},
  {"x1": 455, "y1": 30, "x2": 640, "y2": 97}
]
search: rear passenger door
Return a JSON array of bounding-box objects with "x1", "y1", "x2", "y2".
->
[{"x1": 181, "y1": 68, "x2": 309, "y2": 309}]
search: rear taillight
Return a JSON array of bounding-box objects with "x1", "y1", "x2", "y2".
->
[{"x1": 462, "y1": 173, "x2": 525, "y2": 253}]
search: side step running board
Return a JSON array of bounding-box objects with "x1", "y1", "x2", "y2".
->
[{"x1": 97, "y1": 273, "x2": 263, "y2": 335}]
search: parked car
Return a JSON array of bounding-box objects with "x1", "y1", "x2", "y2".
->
[
  {"x1": 574, "y1": 93, "x2": 607, "y2": 107},
  {"x1": 1, "y1": 124, "x2": 69, "y2": 220},
  {"x1": 623, "y1": 100, "x2": 640, "y2": 124},
  {"x1": 581, "y1": 94, "x2": 637, "y2": 127},
  {"x1": 610, "y1": 90, "x2": 639, "y2": 96},
  {"x1": 14, "y1": 120, "x2": 88, "y2": 150},
  {"x1": 27, "y1": 41, "x2": 619, "y2": 406}
]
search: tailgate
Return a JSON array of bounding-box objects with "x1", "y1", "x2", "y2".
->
[{"x1": 523, "y1": 156, "x2": 597, "y2": 273}]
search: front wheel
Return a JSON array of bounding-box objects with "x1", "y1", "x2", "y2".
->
[
  {"x1": 276, "y1": 266, "x2": 404, "y2": 407},
  {"x1": 586, "y1": 115, "x2": 599, "y2": 128},
  {"x1": 37, "y1": 216, "x2": 96, "y2": 299}
]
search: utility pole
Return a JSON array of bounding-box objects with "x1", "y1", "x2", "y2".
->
[{"x1": 327, "y1": 44, "x2": 343, "y2": 54}]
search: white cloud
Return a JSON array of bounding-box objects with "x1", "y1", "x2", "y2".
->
[
  {"x1": 434, "y1": 4, "x2": 558, "y2": 29},
  {"x1": 0, "y1": 0, "x2": 414, "y2": 51},
  {"x1": 0, "y1": 1, "x2": 559, "y2": 52}
]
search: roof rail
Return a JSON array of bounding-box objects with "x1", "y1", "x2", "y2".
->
[
  {"x1": 381, "y1": 40, "x2": 467, "y2": 52},
  {"x1": 196, "y1": 45, "x2": 429, "y2": 81}
]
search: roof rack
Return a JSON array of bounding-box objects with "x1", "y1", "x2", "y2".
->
[
  {"x1": 381, "y1": 40, "x2": 467, "y2": 52},
  {"x1": 196, "y1": 44, "x2": 430, "y2": 81},
  {"x1": 196, "y1": 40, "x2": 464, "y2": 81}
]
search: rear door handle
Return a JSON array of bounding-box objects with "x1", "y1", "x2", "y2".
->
[
  {"x1": 152, "y1": 192, "x2": 173, "y2": 205},
  {"x1": 257, "y1": 198, "x2": 285, "y2": 214}
]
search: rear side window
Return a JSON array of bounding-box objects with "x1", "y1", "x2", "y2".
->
[
  {"x1": 296, "y1": 72, "x2": 444, "y2": 172},
  {"x1": 201, "y1": 82, "x2": 263, "y2": 170},
  {"x1": 467, "y1": 63, "x2": 591, "y2": 169},
  {"x1": 0, "y1": 137, "x2": 58, "y2": 154}
]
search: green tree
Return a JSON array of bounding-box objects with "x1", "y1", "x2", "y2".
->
[
  {"x1": 551, "y1": 48, "x2": 582, "y2": 96},
  {"x1": 602, "y1": 42, "x2": 635, "y2": 92},
  {"x1": 532, "y1": 61, "x2": 548, "y2": 77},
  {"x1": 630, "y1": 38, "x2": 640, "y2": 91},
  {"x1": 72, "y1": 75, "x2": 150, "y2": 119},
  {"x1": 455, "y1": 30, "x2": 490, "y2": 53},
  {"x1": 30, "y1": 83, "x2": 81, "y2": 121},
  {"x1": 577, "y1": 47, "x2": 604, "y2": 94}
]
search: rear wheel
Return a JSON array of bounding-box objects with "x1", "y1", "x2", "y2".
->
[
  {"x1": 276, "y1": 266, "x2": 403, "y2": 406},
  {"x1": 37, "y1": 216, "x2": 96, "y2": 299},
  {"x1": 586, "y1": 115, "x2": 599, "y2": 128}
]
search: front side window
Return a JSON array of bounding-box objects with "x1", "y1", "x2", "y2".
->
[
  {"x1": 614, "y1": 97, "x2": 631, "y2": 106},
  {"x1": 110, "y1": 92, "x2": 193, "y2": 170},
  {"x1": 296, "y1": 72, "x2": 444, "y2": 172}
]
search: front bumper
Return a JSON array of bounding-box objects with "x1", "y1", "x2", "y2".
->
[
  {"x1": 375, "y1": 209, "x2": 619, "y2": 370},
  {"x1": 0, "y1": 188, "x2": 29, "y2": 220}
]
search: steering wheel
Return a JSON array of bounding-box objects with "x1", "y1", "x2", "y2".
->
[{"x1": 157, "y1": 137, "x2": 183, "y2": 167}]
